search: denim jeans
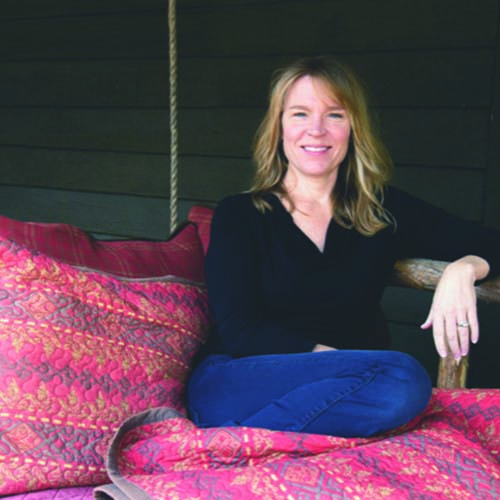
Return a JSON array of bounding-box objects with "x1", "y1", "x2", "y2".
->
[{"x1": 187, "y1": 350, "x2": 432, "y2": 437}]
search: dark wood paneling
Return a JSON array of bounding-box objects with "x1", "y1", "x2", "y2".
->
[
  {"x1": 0, "y1": 147, "x2": 251, "y2": 202},
  {"x1": 177, "y1": 50, "x2": 495, "y2": 108},
  {"x1": 0, "y1": 12, "x2": 168, "y2": 61},
  {"x1": 0, "y1": 147, "x2": 171, "y2": 196},
  {"x1": 380, "y1": 108, "x2": 490, "y2": 169},
  {"x1": 178, "y1": 156, "x2": 253, "y2": 200},
  {"x1": 0, "y1": 185, "x2": 193, "y2": 239},
  {"x1": 179, "y1": 0, "x2": 498, "y2": 56},
  {"x1": 0, "y1": 108, "x2": 171, "y2": 152},
  {"x1": 1, "y1": 1, "x2": 165, "y2": 18},
  {"x1": 484, "y1": 8, "x2": 500, "y2": 230},
  {"x1": 0, "y1": 61, "x2": 152, "y2": 106},
  {"x1": 391, "y1": 167, "x2": 484, "y2": 221}
]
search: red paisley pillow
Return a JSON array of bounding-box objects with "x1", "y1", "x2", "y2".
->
[
  {"x1": 0, "y1": 214, "x2": 205, "y2": 282},
  {"x1": 0, "y1": 236, "x2": 212, "y2": 495}
]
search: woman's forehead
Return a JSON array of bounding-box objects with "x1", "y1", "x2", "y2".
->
[{"x1": 283, "y1": 75, "x2": 343, "y2": 108}]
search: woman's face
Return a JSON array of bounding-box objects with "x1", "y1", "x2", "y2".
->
[{"x1": 281, "y1": 75, "x2": 351, "y2": 185}]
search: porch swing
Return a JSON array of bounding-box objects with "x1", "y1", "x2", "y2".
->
[{"x1": 0, "y1": 1, "x2": 499, "y2": 498}]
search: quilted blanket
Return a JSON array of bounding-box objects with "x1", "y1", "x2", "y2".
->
[{"x1": 93, "y1": 389, "x2": 500, "y2": 500}]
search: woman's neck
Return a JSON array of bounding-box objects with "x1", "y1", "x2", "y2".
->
[{"x1": 282, "y1": 172, "x2": 336, "y2": 216}]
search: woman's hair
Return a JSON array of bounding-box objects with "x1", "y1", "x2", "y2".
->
[{"x1": 251, "y1": 56, "x2": 393, "y2": 236}]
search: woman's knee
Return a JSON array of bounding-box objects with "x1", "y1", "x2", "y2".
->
[{"x1": 375, "y1": 351, "x2": 432, "y2": 423}]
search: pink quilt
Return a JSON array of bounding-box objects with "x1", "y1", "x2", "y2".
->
[{"x1": 91, "y1": 389, "x2": 500, "y2": 500}]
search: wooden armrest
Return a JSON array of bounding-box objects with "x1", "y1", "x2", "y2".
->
[{"x1": 390, "y1": 259, "x2": 500, "y2": 389}]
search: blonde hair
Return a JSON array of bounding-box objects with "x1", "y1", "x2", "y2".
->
[{"x1": 251, "y1": 56, "x2": 393, "y2": 236}]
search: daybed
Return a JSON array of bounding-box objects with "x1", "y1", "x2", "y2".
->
[{"x1": 0, "y1": 206, "x2": 499, "y2": 500}]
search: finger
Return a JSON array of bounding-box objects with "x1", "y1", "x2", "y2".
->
[
  {"x1": 432, "y1": 317, "x2": 447, "y2": 358},
  {"x1": 469, "y1": 314, "x2": 479, "y2": 344},
  {"x1": 456, "y1": 316, "x2": 470, "y2": 356},
  {"x1": 444, "y1": 313, "x2": 461, "y2": 360},
  {"x1": 420, "y1": 308, "x2": 433, "y2": 330}
]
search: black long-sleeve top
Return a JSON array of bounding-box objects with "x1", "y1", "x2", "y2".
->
[{"x1": 203, "y1": 187, "x2": 500, "y2": 358}]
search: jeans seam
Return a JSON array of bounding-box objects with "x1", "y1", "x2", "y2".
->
[{"x1": 291, "y1": 364, "x2": 381, "y2": 433}]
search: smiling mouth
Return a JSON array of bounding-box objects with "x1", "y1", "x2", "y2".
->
[{"x1": 302, "y1": 146, "x2": 331, "y2": 152}]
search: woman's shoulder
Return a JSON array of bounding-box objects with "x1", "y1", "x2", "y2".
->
[
  {"x1": 214, "y1": 192, "x2": 257, "y2": 219},
  {"x1": 215, "y1": 192, "x2": 278, "y2": 217}
]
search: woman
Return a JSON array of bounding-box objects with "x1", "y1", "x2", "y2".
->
[{"x1": 187, "y1": 56, "x2": 500, "y2": 437}]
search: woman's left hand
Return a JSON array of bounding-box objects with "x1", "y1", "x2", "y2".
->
[{"x1": 421, "y1": 256, "x2": 489, "y2": 360}]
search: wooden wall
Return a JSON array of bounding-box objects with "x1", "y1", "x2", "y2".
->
[{"x1": 0, "y1": 0, "x2": 499, "y2": 386}]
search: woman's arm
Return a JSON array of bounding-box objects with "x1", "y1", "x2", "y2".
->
[
  {"x1": 205, "y1": 196, "x2": 315, "y2": 357},
  {"x1": 420, "y1": 255, "x2": 490, "y2": 359}
]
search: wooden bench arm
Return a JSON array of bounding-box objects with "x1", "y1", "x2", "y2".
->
[{"x1": 390, "y1": 259, "x2": 500, "y2": 389}]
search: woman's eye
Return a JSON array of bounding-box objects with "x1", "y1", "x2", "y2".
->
[
  {"x1": 328, "y1": 112, "x2": 344, "y2": 119},
  {"x1": 292, "y1": 111, "x2": 307, "y2": 117}
]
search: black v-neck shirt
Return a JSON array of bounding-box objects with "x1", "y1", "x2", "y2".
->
[{"x1": 203, "y1": 187, "x2": 500, "y2": 358}]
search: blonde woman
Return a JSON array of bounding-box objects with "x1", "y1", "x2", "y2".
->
[{"x1": 187, "y1": 57, "x2": 500, "y2": 437}]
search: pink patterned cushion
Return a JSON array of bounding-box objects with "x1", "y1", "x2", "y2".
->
[
  {"x1": 0, "y1": 215, "x2": 205, "y2": 282},
  {"x1": 188, "y1": 205, "x2": 214, "y2": 255},
  {"x1": 0, "y1": 237, "x2": 213, "y2": 495}
]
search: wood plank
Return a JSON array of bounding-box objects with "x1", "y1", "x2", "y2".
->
[
  {"x1": 178, "y1": 156, "x2": 253, "y2": 201},
  {"x1": 0, "y1": 108, "x2": 171, "y2": 153},
  {"x1": 0, "y1": 1, "x2": 166, "y2": 19},
  {"x1": 179, "y1": 0, "x2": 498, "y2": 56},
  {"x1": 176, "y1": 50, "x2": 495, "y2": 109},
  {"x1": 0, "y1": 60, "x2": 151, "y2": 106},
  {"x1": 0, "y1": 147, "x2": 171, "y2": 196},
  {"x1": 380, "y1": 108, "x2": 489, "y2": 169},
  {"x1": 391, "y1": 167, "x2": 484, "y2": 221},
  {"x1": 0, "y1": 11, "x2": 169, "y2": 61},
  {"x1": 0, "y1": 185, "x2": 193, "y2": 239},
  {"x1": 484, "y1": 8, "x2": 500, "y2": 231},
  {"x1": 0, "y1": 147, "x2": 252, "y2": 202},
  {"x1": 6, "y1": 49, "x2": 491, "y2": 109}
]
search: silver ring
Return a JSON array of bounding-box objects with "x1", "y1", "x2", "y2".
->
[{"x1": 457, "y1": 321, "x2": 470, "y2": 328}]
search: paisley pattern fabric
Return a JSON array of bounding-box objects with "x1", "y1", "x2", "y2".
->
[
  {"x1": 94, "y1": 389, "x2": 500, "y2": 500},
  {"x1": 0, "y1": 237, "x2": 212, "y2": 495}
]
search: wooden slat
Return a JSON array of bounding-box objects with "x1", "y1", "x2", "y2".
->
[
  {"x1": 0, "y1": 147, "x2": 253, "y2": 202},
  {"x1": 179, "y1": 0, "x2": 498, "y2": 56},
  {"x1": 379, "y1": 108, "x2": 489, "y2": 169},
  {"x1": 0, "y1": 61, "x2": 149, "y2": 106},
  {"x1": 391, "y1": 167, "x2": 485, "y2": 221},
  {"x1": 176, "y1": 50, "x2": 495, "y2": 108},
  {"x1": 0, "y1": 1, "x2": 166, "y2": 19},
  {"x1": 0, "y1": 108, "x2": 171, "y2": 153},
  {"x1": 2, "y1": 49, "x2": 490, "y2": 109},
  {"x1": 0, "y1": 147, "x2": 171, "y2": 196},
  {"x1": 0, "y1": 12, "x2": 168, "y2": 61},
  {"x1": 484, "y1": 8, "x2": 500, "y2": 231},
  {"x1": 0, "y1": 185, "x2": 193, "y2": 239}
]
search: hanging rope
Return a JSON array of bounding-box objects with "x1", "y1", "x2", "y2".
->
[{"x1": 168, "y1": 0, "x2": 179, "y2": 233}]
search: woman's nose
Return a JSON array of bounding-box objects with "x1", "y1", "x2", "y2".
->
[{"x1": 307, "y1": 116, "x2": 326, "y2": 135}]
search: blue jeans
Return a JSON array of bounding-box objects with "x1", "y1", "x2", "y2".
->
[{"x1": 187, "y1": 350, "x2": 432, "y2": 437}]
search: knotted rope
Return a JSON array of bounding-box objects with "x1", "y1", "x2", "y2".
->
[{"x1": 168, "y1": 0, "x2": 178, "y2": 233}]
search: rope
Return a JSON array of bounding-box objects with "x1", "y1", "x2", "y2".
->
[{"x1": 168, "y1": 0, "x2": 178, "y2": 233}]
